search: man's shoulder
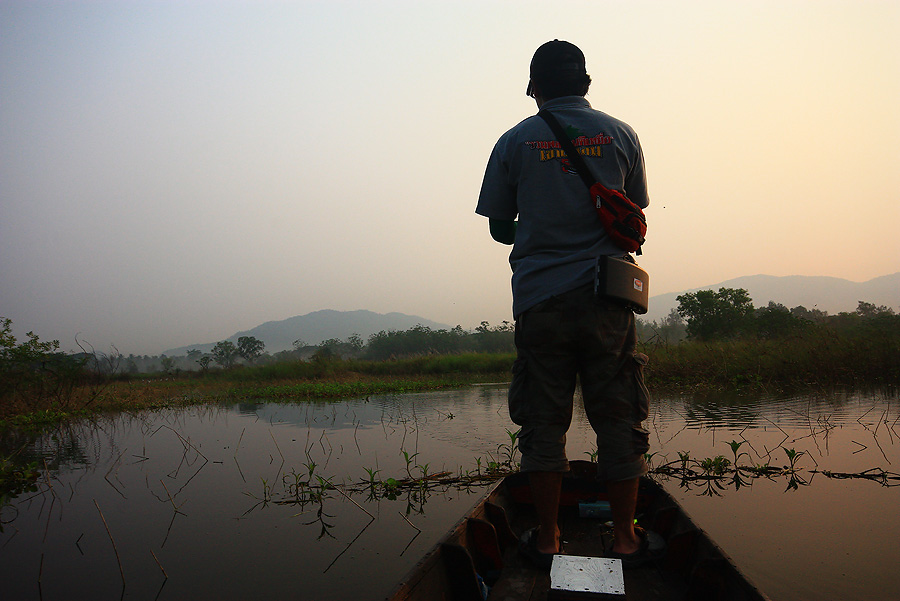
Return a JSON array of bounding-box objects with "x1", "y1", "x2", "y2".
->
[
  {"x1": 573, "y1": 107, "x2": 642, "y2": 148},
  {"x1": 498, "y1": 113, "x2": 543, "y2": 139},
  {"x1": 576, "y1": 106, "x2": 637, "y2": 134},
  {"x1": 490, "y1": 114, "x2": 545, "y2": 157},
  {"x1": 543, "y1": 98, "x2": 639, "y2": 135}
]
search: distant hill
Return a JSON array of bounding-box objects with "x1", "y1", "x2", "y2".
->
[
  {"x1": 163, "y1": 310, "x2": 451, "y2": 356},
  {"x1": 162, "y1": 274, "x2": 898, "y2": 356},
  {"x1": 643, "y1": 272, "x2": 900, "y2": 323}
]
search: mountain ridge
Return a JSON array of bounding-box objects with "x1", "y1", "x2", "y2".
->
[
  {"x1": 642, "y1": 272, "x2": 900, "y2": 322},
  {"x1": 163, "y1": 309, "x2": 452, "y2": 356},
  {"x1": 163, "y1": 272, "x2": 899, "y2": 355}
]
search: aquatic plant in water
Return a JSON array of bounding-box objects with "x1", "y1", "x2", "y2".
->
[{"x1": 0, "y1": 456, "x2": 40, "y2": 528}]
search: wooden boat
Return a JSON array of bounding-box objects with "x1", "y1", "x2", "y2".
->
[{"x1": 386, "y1": 460, "x2": 771, "y2": 601}]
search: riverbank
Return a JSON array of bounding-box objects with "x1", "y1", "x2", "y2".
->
[
  {"x1": 2, "y1": 322, "x2": 898, "y2": 429},
  {"x1": 0, "y1": 372, "x2": 494, "y2": 429}
]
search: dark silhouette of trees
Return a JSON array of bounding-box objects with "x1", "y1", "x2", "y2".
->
[
  {"x1": 237, "y1": 336, "x2": 265, "y2": 364},
  {"x1": 754, "y1": 302, "x2": 811, "y2": 339},
  {"x1": 676, "y1": 288, "x2": 755, "y2": 340},
  {"x1": 211, "y1": 341, "x2": 239, "y2": 368}
]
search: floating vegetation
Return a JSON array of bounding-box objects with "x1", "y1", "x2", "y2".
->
[
  {"x1": 0, "y1": 452, "x2": 40, "y2": 529},
  {"x1": 240, "y1": 431, "x2": 899, "y2": 520},
  {"x1": 808, "y1": 468, "x2": 900, "y2": 486},
  {"x1": 647, "y1": 441, "x2": 900, "y2": 495},
  {"x1": 233, "y1": 448, "x2": 900, "y2": 526}
]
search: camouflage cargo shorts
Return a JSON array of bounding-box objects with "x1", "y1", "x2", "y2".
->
[{"x1": 508, "y1": 283, "x2": 650, "y2": 481}]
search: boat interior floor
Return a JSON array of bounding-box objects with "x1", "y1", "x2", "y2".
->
[{"x1": 488, "y1": 504, "x2": 689, "y2": 601}]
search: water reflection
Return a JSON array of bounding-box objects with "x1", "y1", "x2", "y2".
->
[
  {"x1": 647, "y1": 389, "x2": 899, "y2": 601},
  {"x1": 0, "y1": 386, "x2": 897, "y2": 601}
]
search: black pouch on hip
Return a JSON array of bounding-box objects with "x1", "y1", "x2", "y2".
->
[{"x1": 595, "y1": 256, "x2": 649, "y2": 314}]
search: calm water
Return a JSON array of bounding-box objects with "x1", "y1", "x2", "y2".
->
[{"x1": 1, "y1": 386, "x2": 897, "y2": 601}]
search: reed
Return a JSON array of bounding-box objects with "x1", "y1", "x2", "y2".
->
[{"x1": 641, "y1": 325, "x2": 900, "y2": 392}]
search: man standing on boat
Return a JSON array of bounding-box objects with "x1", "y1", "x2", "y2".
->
[{"x1": 476, "y1": 40, "x2": 659, "y2": 569}]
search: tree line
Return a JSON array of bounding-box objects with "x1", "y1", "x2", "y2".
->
[
  {"x1": 2, "y1": 289, "x2": 897, "y2": 385},
  {"x1": 102, "y1": 321, "x2": 517, "y2": 375},
  {"x1": 640, "y1": 288, "x2": 897, "y2": 344}
]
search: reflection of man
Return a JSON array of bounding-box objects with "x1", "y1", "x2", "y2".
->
[{"x1": 476, "y1": 40, "x2": 659, "y2": 569}]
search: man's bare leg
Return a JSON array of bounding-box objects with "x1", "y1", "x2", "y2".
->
[
  {"x1": 529, "y1": 471, "x2": 562, "y2": 554},
  {"x1": 607, "y1": 477, "x2": 641, "y2": 554}
]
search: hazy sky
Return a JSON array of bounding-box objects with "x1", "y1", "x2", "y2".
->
[{"x1": 2, "y1": 0, "x2": 898, "y2": 356}]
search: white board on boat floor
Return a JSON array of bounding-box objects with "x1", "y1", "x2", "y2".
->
[{"x1": 549, "y1": 555, "x2": 625, "y2": 598}]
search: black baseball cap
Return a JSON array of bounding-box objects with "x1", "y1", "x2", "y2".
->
[{"x1": 527, "y1": 40, "x2": 587, "y2": 97}]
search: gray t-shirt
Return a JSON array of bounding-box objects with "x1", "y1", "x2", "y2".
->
[{"x1": 476, "y1": 96, "x2": 649, "y2": 317}]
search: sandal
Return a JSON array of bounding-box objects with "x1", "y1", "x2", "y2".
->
[
  {"x1": 606, "y1": 526, "x2": 666, "y2": 569},
  {"x1": 518, "y1": 527, "x2": 559, "y2": 570}
]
